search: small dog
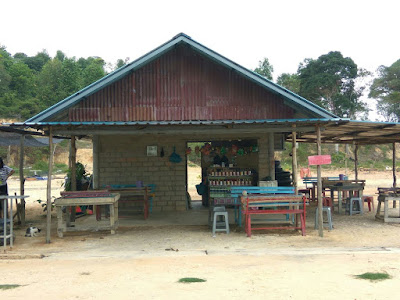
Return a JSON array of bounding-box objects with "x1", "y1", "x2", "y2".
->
[{"x1": 25, "y1": 227, "x2": 41, "y2": 237}]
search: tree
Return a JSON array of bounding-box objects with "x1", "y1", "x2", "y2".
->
[
  {"x1": 37, "y1": 58, "x2": 64, "y2": 108},
  {"x1": 115, "y1": 57, "x2": 130, "y2": 70},
  {"x1": 277, "y1": 73, "x2": 300, "y2": 94},
  {"x1": 81, "y1": 57, "x2": 105, "y2": 86},
  {"x1": 254, "y1": 58, "x2": 274, "y2": 80},
  {"x1": 8, "y1": 61, "x2": 35, "y2": 98},
  {"x1": 297, "y1": 51, "x2": 368, "y2": 118},
  {"x1": 369, "y1": 59, "x2": 400, "y2": 121}
]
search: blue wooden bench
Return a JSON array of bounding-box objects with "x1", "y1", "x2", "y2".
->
[{"x1": 231, "y1": 186, "x2": 296, "y2": 226}]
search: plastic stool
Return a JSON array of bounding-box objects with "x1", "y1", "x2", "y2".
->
[
  {"x1": 345, "y1": 197, "x2": 363, "y2": 215},
  {"x1": 212, "y1": 206, "x2": 230, "y2": 236},
  {"x1": 362, "y1": 196, "x2": 374, "y2": 212},
  {"x1": 315, "y1": 207, "x2": 333, "y2": 230}
]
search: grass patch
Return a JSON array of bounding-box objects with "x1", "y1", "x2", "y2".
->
[
  {"x1": 355, "y1": 272, "x2": 391, "y2": 281},
  {"x1": 178, "y1": 277, "x2": 206, "y2": 283},
  {"x1": 0, "y1": 284, "x2": 21, "y2": 290}
]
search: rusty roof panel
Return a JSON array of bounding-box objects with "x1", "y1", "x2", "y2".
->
[{"x1": 70, "y1": 45, "x2": 294, "y2": 122}]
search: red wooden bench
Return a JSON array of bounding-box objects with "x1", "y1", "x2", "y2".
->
[{"x1": 241, "y1": 194, "x2": 306, "y2": 237}]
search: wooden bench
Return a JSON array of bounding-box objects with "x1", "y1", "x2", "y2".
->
[
  {"x1": 55, "y1": 191, "x2": 120, "y2": 238},
  {"x1": 104, "y1": 186, "x2": 150, "y2": 219},
  {"x1": 231, "y1": 186, "x2": 296, "y2": 226},
  {"x1": 241, "y1": 194, "x2": 306, "y2": 237}
]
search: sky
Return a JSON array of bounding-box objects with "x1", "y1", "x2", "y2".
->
[{"x1": 2, "y1": 0, "x2": 400, "y2": 120}]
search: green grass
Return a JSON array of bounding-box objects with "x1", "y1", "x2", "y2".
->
[
  {"x1": 355, "y1": 272, "x2": 391, "y2": 281},
  {"x1": 178, "y1": 277, "x2": 206, "y2": 283},
  {"x1": 0, "y1": 284, "x2": 21, "y2": 290}
]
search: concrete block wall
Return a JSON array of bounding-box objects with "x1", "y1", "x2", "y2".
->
[
  {"x1": 258, "y1": 135, "x2": 270, "y2": 180},
  {"x1": 98, "y1": 135, "x2": 187, "y2": 212}
]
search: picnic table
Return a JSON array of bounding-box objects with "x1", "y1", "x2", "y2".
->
[
  {"x1": 55, "y1": 191, "x2": 120, "y2": 238},
  {"x1": 303, "y1": 176, "x2": 348, "y2": 201},
  {"x1": 322, "y1": 179, "x2": 365, "y2": 214},
  {"x1": 375, "y1": 187, "x2": 400, "y2": 223}
]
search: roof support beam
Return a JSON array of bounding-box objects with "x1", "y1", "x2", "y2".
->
[{"x1": 49, "y1": 125, "x2": 317, "y2": 137}]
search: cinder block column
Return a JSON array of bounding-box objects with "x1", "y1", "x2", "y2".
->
[
  {"x1": 258, "y1": 135, "x2": 269, "y2": 181},
  {"x1": 268, "y1": 132, "x2": 275, "y2": 180}
]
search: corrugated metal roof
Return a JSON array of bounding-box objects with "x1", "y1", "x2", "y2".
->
[
  {"x1": 26, "y1": 33, "x2": 336, "y2": 123},
  {"x1": 18, "y1": 118, "x2": 344, "y2": 127}
]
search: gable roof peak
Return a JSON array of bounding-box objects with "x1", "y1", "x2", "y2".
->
[{"x1": 172, "y1": 32, "x2": 192, "y2": 40}]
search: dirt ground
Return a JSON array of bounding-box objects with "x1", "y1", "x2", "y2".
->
[{"x1": 1, "y1": 168, "x2": 400, "y2": 299}]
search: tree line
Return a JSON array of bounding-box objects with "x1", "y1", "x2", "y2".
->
[
  {"x1": 254, "y1": 53, "x2": 400, "y2": 121},
  {"x1": 0, "y1": 46, "x2": 128, "y2": 120},
  {"x1": 0, "y1": 45, "x2": 399, "y2": 122}
]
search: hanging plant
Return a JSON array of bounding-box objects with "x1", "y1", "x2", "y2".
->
[{"x1": 195, "y1": 146, "x2": 200, "y2": 156}]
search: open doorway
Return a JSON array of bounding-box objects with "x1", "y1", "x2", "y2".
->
[
  {"x1": 186, "y1": 142, "x2": 207, "y2": 210},
  {"x1": 186, "y1": 140, "x2": 259, "y2": 210}
]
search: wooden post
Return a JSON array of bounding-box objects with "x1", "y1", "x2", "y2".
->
[
  {"x1": 69, "y1": 136, "x2": 77, "y2": 224},
  {"x1": 393, "y1": 143, "x2": 397, "y2": 188},
  {"x1": 316, "y1": 125, "x2": 323, "y2": 237},
  {"x1": 291, "y1": 127, "x2": 298, "y2": 194},
  {"x1": 93, "y1": 135, "x2": 99, "y2": 189},
  {"x1": 354, "y1": 144, "x2": 358, "y2": 181},
  {"x1": 393, "y1": 143, "x2": 397, "y2": 208},
  {"x1": 268, "y1": 132, "x2": 275, "y2": 180},
  {"x1": 46, "y1": 127, "x2": 54, "y2": 244},
  {"x1": 19, "y1": 135, "x2": 25, "y2": 226}
]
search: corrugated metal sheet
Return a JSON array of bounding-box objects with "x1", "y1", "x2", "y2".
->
[{"x1": 70, "y1": 45, "x2": 294, "y2": 122}]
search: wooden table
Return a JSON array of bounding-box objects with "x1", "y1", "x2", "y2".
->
[
  {"x1": 106, "y1": 187, "x2": 149, "y2": 219},
  {"x1": 0, "y1": 195, "x2": 29, "y2": 250},
  {"x1": 55, "y1": 192, "x2": 120, "y2": 238},
  {"x1": 375, "y1": 188, "x2": 400, "y2": 223},
  {"x1": 322, "y1": 180, "x2": 365, "y2": 214}
]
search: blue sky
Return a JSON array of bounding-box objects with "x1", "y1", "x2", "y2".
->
[{"x1": 2, "y1": 0, "x2": 399, "y2": 119}]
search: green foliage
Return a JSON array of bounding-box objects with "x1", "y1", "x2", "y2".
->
[
  {"x1": 331, "y1": 152, "x2": 346, "y2": 164},
  {"x1": 278, "y1": 142, "x2": 399, "y2": 172},
  {"x1": 297, "y1": 51, "x2": 368, "y2": 118},
  {"x1": 0, "y1": 284, "x2": 21, "y2": 290},
  {"x1": 64, "y1": 162, "x2": 91, "y2": 191},
  {"x1": 355, "y1": 272, "x2": 390, "y2": 281},
  {"x1": 254, "y1": 57, "x2": 274, "y2": 80},
  {"x1": 0, "y1": 45, "x2": 109, "y2": 120},
  {"x1": 186, "y1": 142, "x2": 204, "y2": 166},
  {"x1": 277, "y1": 73, "x2": 300, "y2": 94},
  {"x1": 369, "y1": 59, "x2": 400, "y2": 121},
  {"x1": 54, "y1": 163, "x2": 69, "y2": 173},
  {"x1": 178, "y1": 277, "x2": 206, "y2": 283},
  {"x1": 36, "y1": 198, "x2": 55, "y2": 212},
  {"x1": 32, "y1": 160, "x2": 49, "y2": 174}
]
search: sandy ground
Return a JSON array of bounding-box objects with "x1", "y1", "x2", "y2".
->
[{"x1": 1, "y1": 168, "x2": 400, "y2": 299}]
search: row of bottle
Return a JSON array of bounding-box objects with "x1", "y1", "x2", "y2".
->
[
  {"x1": 209, "y1": 179, "x2": 252, "y2": 186},
  {"x1": 209, "y1": 170, "x2": 252, "y2": 177}
]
